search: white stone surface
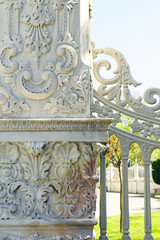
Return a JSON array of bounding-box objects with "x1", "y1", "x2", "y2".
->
[{"x1": 0, "y1": 0, "x2": 91, "y2": 118}]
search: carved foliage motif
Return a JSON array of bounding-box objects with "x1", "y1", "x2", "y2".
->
[
  {"x1": 0, "y1": 84, "x2": 30, "y2": 117},
  {"x1": 44, "y1": 70, "x2": 89, "y2": 113},
  {"x1": 21, "y1": 0, "x2": 55, "y2": 66},
  {"x1": 0, "y1": 141, "x2": 100, "y2": 220},
  {"x1": 0, "y1": 0, "x2": 83, "y2": 112},
  {"x1": 53, "y1": 0, "x2": 78, "y2": 11},
  {"x1": 0, "y1": 233, "x2": 91, "y2": 240}
]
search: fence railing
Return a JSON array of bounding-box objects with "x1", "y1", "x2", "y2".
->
[
  {"x1": 92, "y1": 45, "x2": 160, "y2": 240},
  {"x1": 106, "y1": 163, "x2": 159, "y2": 194}
]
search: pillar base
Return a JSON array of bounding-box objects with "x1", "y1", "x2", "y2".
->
[
  {"x1": 121, "y1": 233, "x2": 131, "y2": 240},
  {"x1": 143, "y1": 233, "x2": 154, "y2": 240}
]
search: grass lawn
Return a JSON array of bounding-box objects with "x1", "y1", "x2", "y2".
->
[{"x1": 94, "y1": 212, "x2": 160, "y2": 240}]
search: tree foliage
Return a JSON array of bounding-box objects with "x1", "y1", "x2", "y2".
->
[{"x1": 152, "y1": 159, "x2": 160, "y2": 185}]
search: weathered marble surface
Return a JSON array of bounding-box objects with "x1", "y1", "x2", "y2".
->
[
  {"x1": 0, "y1": 141, "x2": 105, "y2": 239},
  {"x1": 0, "y1": 0, "x2": 90, "y2": 118},
  {"x1": 0, "y1": 0, "x2": 112, "y2": 239}
]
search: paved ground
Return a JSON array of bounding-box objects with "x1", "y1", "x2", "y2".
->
[{"x1": 96, "y1": 192, "x2": 160, "y2": 217}]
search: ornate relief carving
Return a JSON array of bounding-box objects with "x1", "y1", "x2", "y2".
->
[
  {"x1": 93, "y1": 46, "x2": 160, "y2": 118},
  {"x1": 53, "y1": 0, "x2": 78, "y2": 11},
  {"x1": 0, "y1": 118, "x2": 112, "y2": 131},
  {"x1": 44, "y1": 70, "x2": 89, "y2": 113},
  {"x1": 0, "y1": 34, "x2": 23, "y2": 74},
  {"x1": 0, "y1": 141, "x2": 101, "y2": 220},
  {"x1": 0, "y1": 0, "x2": 82, "y2": 107},
  {"x1": 0, "y1": 233, "x2": 91, "y2": 240},
  {"x1": 16, "y1": 61, "x2": 58, "y2": 100},
  {"x1": 0, "y1": 84, "x2": 30, "y2": 117},
  {"x1": 0, "y1": 0, "x2": 24, "y2": 10},
  {"x1": 21, "y1": 0, "x2": 54, "y2": 66},
  {"x1": 52, "y1": 142, "x2": 80, "y2": 180},
  {"x1": 56, "y1": 33, "x2": 78, "y2": 74}
]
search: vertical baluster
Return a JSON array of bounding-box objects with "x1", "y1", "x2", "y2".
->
[
  {"x1": 121, "y1": 157, "x2": 131, "y2": 240},
  {"x1": 141, "y1": 144, "x2": 154, "y2": 240},
  {"x1": 99, "y1": 153, "x2": 109, "y2": 240},
  {"x1": 143, "y1": 162, "x2": 154, "y2": 240}
]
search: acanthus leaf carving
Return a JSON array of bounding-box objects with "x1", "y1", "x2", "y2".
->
[
  {"x1": 93, "y1": 46, "x2": 160, "y2": 118},
  {"x1": 0, "y1": 0, "x2": 24, "y2": 10},
  {"x1": 0, "y1": 84, "x2": 30, "y2": 117},
  {"x1": 0, "y1": 141, "x2": 100, "y2": 220},
  {"x1": 53, "y1": 0, "x2": 78, "y2": 11},
  {"x1": 44, "y1": 70, "x2": 89, "y2": 113}
]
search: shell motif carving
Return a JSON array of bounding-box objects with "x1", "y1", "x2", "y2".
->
[
  {"x1": 52, "y1": 142, "x2": 80, "y2": 180},
  {"x1": 0, "y1": 142, "x2": 100, "y2": 220},
  {"x1": 16, "y1": 61, "x2": 58, "y2": 100},
  {"x1": 0, "y1": 143, "x2": 20, "y2": 182}
]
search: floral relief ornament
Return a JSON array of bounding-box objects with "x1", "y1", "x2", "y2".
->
[
  {"x1": 53, "y1": 0, "x2": 78, "y2": 11},
  {"x1": 44, "y1": 70, "x2": 89, "y2": 113},
  {"x1": 21, "y1": 0, "x2": 55, "y2": 66},
  {"x1": 0, "y1": 84, "x2": 30, "y2": 117},
  {"x1": 0, "y1": 0, "x2": 24, "y2": 10},
  {"x1": 0, "y1": 143, "x2": 20, "y2": 182}
]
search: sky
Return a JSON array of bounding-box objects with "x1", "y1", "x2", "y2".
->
[{"x1": 91, "y1": 0, "x2": 160, "y2": 96}]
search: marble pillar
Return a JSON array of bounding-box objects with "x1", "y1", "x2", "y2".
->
[{"x1": 0, "y1": 0, "x2": 112, "y2": 239}]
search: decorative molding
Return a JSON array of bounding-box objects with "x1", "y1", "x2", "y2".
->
[
  {"x1": 0, "y1": 118, "x2": 112, "y2": 132},
  {"x1": 0, "y1": 233, "x2": 91, "y2": 240},
  {"x1": 93, "y1": 47, "x2": 160, "y2": 118}
]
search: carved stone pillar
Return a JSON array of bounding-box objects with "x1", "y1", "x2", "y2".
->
[{"x1": 0, "y1": 0, "x2": 112, "y2": 239}]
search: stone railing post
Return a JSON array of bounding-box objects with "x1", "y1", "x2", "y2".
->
[
  {"x1": 0, "y1": 0, "x2": 113, "y2": 239},
  {"x1": 134, "y1": 160, "x2": 138, "y2": 193},
  {"x1": 141, "y1": 144, "x2": 154, "y2": 240},
  {"x1": 119, "y1": 137, "x2": 132, "y2": 240},
  {"x1": 99, "y1": 147, "x2": 110, "y2": 240},
  {"x1": 121, "y1": 157, "x2": 131, "y2": 240}
]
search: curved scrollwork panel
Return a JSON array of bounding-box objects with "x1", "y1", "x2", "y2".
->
[
  {"x1": 56, "y1": 44, "x2": 78, "y2": 74},
  {"x1": 0, "y1": 44, "x2": 19, "y2": 74},
  {"x1": 93, "y1": 46, "x2": 160, "y2": 118},
  {"x1": 92, "y1": 45, "x2": 160, "y2": 144},
  {"x1": 17, "y1": 70, "x2": 58, "y2": 100}
]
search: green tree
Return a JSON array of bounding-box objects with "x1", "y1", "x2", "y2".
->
[
  {"x1": 106, "y1": 135, "x2": 123, "y2": 232},
  {"x1": 152, "y1": 159, "x2": 160, "y2": 185}
]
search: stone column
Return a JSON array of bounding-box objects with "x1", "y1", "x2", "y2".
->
[
  {"x1": 121, "y1": 157, "x2": 131, "y2": 240},
  {"x1": 120, "y1": 136, "x2": 131, "y2": 240},
  {"x1": 99, "y1": 150, "x2": 109, "y2": 240},
  {"x1": 141, "y1": 144, "x2": 154, "y2": 240},
  {"x1": 0, "y1": 0, "x2": 113, "y2": 239}
]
